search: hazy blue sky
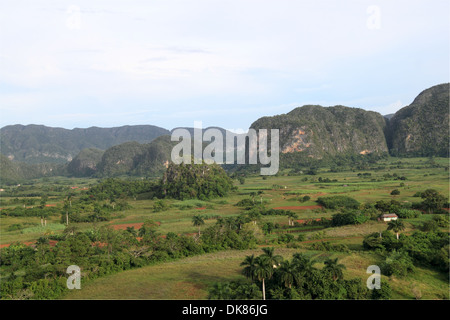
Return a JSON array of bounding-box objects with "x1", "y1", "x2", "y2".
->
[{"x1": 1, "y1": 0, "x2": 449, "y2": 132}]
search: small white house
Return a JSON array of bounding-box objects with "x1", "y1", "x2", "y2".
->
[{"x1": 379, "y1": 213, "x2": 398, "y2": 222}]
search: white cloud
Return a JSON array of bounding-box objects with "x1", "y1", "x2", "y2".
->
[{"x1": 0, "y1": 0, "x2": 448, "y2": 129}]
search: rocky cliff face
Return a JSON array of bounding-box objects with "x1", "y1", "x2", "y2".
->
[
  {"x1": 387, "y1": 83, "x2": 449, "y2": 157},
  {"x1": 250, "y1": 105, "x2": 388, "y2": 158}
]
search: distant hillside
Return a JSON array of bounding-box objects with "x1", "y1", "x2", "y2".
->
[
  {"x1": 0, "y1": 124, "x2": 169, "y2": 164},
  {"x1": 66, "y1": 148, "x2": 104, "y2": 177},
  {"x1": 1, "y1": 84, "x2": 448, "y2": 182},
  {"x1": 387, "y1": 83, "x2": 449, "y2": 157},
  {"x1": 0, "y1": 154, "x2": 65, "y2": 184},
  {"x1": 66, "y1": 135, "x2": 176, "y2": 178},
  {"x1": 250, "y1": 105, "x2": 388, "y2": 159}
]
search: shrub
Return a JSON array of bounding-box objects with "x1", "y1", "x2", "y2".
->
[
  {"x1": 331, "y1": 210, "x2": 368, "y2": 227},
  {"x1": 381, "y1": 250, "x2": 415, "y2": 278},
  {"x1": 371, "y1": 279, "x2": 392, "y2": 300},
  {"x1": 396, "y1": 208, "x2": 420, "y2": 219},
  {"x1": 153, "y1": 200, "x2": 170, "y2": 212},
  {"x1": 317, "y1": 196, "x2": 360, "y2": 209}
]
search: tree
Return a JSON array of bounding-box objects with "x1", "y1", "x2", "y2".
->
[
  {"x1": 192, "y1": 215, "x2": 205, "y2": 236},
  {"x1": 323, "y1": 258, "x2": 346, "y2": 281},
  {"x1": 302, "y1": 195, "x2": 311, "y2": 203},
  {"x1": 208, "y1": 282, "x2": 233, "y2": 300},
  {"x1": 253, "y1": 255, "x2": 274, "y2": 300},
  {"x1": 240, "y1": 254, "x2": 257, "y2": 282},
  {"x1": 387, "y1": 219, "x2": 405, "y2": 240},
  {"x1": 287, "y1": 211, "x2": 298, "y2": 226},
  {"x1": 277, "y1": 260, "x2": 298, "y2": 288},
  {"x1": 390, "y1": 189, "x2": 400, "y2": 196},
  {"x1": 260, "y1": 247, "x2": 283, "y2": 268},
  {"x1": 292, "y1": 253, "x2": 316, "y2": 274},
  {"x1": 420, "y1": 189, "x2": 447, "y2": 213}
]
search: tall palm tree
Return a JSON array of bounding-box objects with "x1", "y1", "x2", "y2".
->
[
  {"x1": 292, "y1": 253, "x2": 314, "y2": 270},
  {"x1": 323, "y1": 258, "x2": 346, "y2": 281},
  {"x1": 278, "y1": 260, "x2": 299, "y2": 289},
  {"x1": 240, "y1": 254, "x2": 257, "y2": 282},
  {"x1": 387, "y1": 219, "x2": 405, "y2": 240},
  {"x1": 291, "y1": 252, "x2": 316, "y2": 283},
  {"x1": 253, "y1": 255, "x2": 274, "y2": 300},
  {"x1": 192, "y1": 214, "x2": 205, "y2": 236},
  {"x1": 261, "y1": 247, "x2": 283, "y2": 268},
  {"x1": 287, "y1": 212, "x2": 298, "y2": 226}
]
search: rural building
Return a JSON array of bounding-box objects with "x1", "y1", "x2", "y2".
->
[{"x1": 379, "y1": 213, "x2": 398, "y2": 222}]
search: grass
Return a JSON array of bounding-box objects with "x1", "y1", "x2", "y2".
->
[
  {"x1": 63, "y1": 247, "x2": 449, "y2": 300},
  {"x1": 1, "y1": 157, "x2": 449, "y2": 299}
]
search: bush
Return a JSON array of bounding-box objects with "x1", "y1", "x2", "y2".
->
[
  {"x1": 331, "y1": 210, "x2": 368, "y2": 227},
  {"x1": 235, "y1": 198, "x2": 254, "y2": 207},
  {"x1": 381, "y1": 250, "x2": 415, "y2": 278},
  {"x1": 153, "y1": 200, "x2": 170, "y2": 212},
  {"x1": 371, "y1": 279, "x2": 392, "y2": 300},
  {"x1": 300, "y1": 195, "x2": 311, "y2": 203},
  {"x1": 7, "y1": 224, "x2": 24, "y2": 232},
  {"x1": 317, "y1": 196, "x2": 360, "y2": 209},
  {"x1": 396, "y1": 208, "x2": 420, "y2": 219},
  {"x1": 277, "y1": 234, "x2": 294, "y2": 244}
]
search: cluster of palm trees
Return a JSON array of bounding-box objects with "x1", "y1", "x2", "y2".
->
[{"x1": 240, "y1": 247, "x2": 346, "y2": 300}]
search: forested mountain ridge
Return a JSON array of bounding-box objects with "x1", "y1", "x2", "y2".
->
[
  {"x1": 1, "y1": 83, "x2": 448, "y2": 182},
  {"x1": 250, "y1": 105, "x2": 389, "y2": 158},
  {"x1": 387, "y1": 83, "x2": 449, "y2": 157},
  {"x1": 0, "y1": 124, "x2": 169, "y2": 164}
]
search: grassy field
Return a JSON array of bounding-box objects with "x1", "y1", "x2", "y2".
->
[
  {"x1": 1, "y1": 157, "x2": 449, "y2": 299},
  {"x1": 63, "y1": 247, "x2": 448, "y2": 300}
]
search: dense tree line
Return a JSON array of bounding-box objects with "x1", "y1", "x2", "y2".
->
[
  {"x1": 363, "y1": 229, "x2": 449, "y2": 275},
  {"x1": 0, "y1": 218, "x2": 257, "y2": 299},
  {"x1": 209, "y1": 248, "x2": 390, "y2": 300}
]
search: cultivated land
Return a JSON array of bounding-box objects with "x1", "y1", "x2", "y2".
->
[{"x1": 0, "y1": 157, "x2": 449, "y2": 300}]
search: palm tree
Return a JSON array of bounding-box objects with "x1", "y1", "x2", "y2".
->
[
  {"x1": 208, "y1": 282, "x2": 232, "y2": 300},
  {"x1": 250, "y1": 192, "x2": 257, "y2": 203},
  {"x1": 261, "y1": 247, "x2": 283, "y2": 268},
  {"x1": 291, "y1": 253, "x2": 316, "y2": 283},
  {"x1": 278, "y1": 260, "x2": 299, "y2": 288},
  {"x1": 253, "y1": 255, "x2": 274, "y2": 300},
  {"x1": 287, "y1": 211, "x2": 298, "y2": 226},
  {"x1": 323, "y1": 258, "x2": 346, "y2": 281},
  {"x1": 192, "y1": 214, "x2": 205, "y2": 236},
  {"x1": 247, "y1": 209, "x2": 261, "y2": 225},
  {"x1": 387, "y1": 219, "x2": 405, "y2": 240},
  {"x1": 240, "y1": 254, "x2": 257, "y2": 282}
]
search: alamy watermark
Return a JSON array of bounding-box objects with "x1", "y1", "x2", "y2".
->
[
  {"x1": 66, "y1": 265, "x2": 81, "y2": 289},
  {"x1": 366, "y1": 5, "x2": 381, "y2": 30},
  {"x1": 171, "y1": 121, "x2": 280, "y2": 175},
  {"x1": 366, "y1": 265, "x2": 381, "y2": 290}
]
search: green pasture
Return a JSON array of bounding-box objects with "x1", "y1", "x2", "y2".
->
[{"x1": 1, "y1": 157, "x2": 448, "y2": 300}]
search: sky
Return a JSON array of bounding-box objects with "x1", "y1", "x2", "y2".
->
[{"x1": 0, "y1": 0, "x2": 449, "y2": 132}]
